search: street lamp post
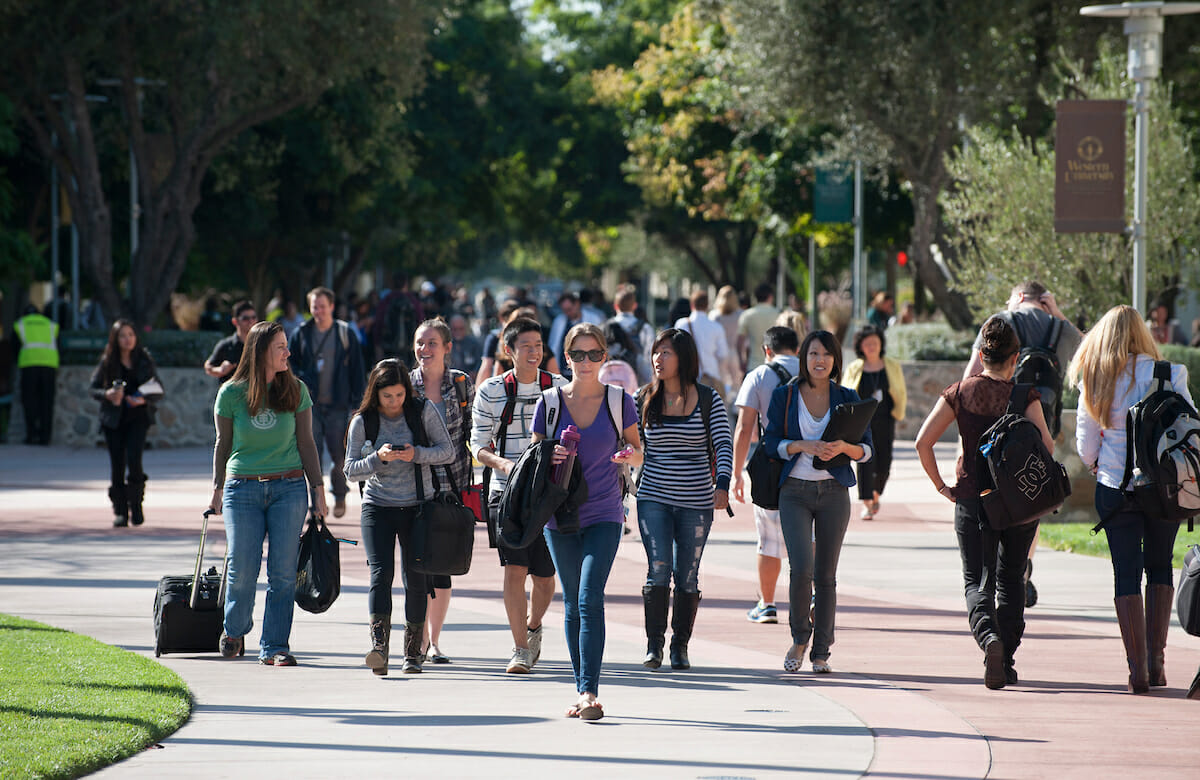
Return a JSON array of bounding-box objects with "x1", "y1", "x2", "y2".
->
[{"x1": 1080, "y1": 2, "x2": 1200, "y2": 314}]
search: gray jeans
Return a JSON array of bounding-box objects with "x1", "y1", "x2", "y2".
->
[
  {"x1": 778, "y1": 478, "x2": 851, "y2": 660},
  {"x1": 311, "y1": 403, "x2": 349, "y2": 499}
]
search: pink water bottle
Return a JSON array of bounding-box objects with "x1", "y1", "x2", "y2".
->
[{"x1": 554, "y1": 424, "x2": 581, "y2": 486}]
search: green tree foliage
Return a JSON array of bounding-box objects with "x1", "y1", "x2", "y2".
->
[
  {"x1": 0, "y1": 95, "x2": 41, "y2": 285},
  {"x1": 591, "y1": 3, "x2": 818, "y2": 289},
  {"x1": 0, "y1": 0, "x2": 432, "y2": 326},
  {"x1": 943, "y1": 47, "x2": 1200, "y2": 325},
  {"x1": 726, "y1": 0, "x2": 1103, "y2": 328}
]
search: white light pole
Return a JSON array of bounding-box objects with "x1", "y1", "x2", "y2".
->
[{"x1": 1080, "y1": 2, "x2": 1200, "y2": 314}]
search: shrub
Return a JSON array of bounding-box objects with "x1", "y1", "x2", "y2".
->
[
  {"x1": 1161, "y1": 344, "x2": 1200, "y2": 403},
  {"x1": 59, "y1": 329, "x2": 224, "y2": 367},
  {"x1": 886, "y1": 323, "x2": 975, "y2": 361}
]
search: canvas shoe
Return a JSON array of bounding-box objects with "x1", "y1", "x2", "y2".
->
[
  {"x1": 506, "y1": 647, "x2": 532, "y2": 674},
  {"x1": 747, "y1": 602, "x2": 778, "y2": 624},
  {"x1": 527, "y1": 625, "x2": 543, "y2": 666}
]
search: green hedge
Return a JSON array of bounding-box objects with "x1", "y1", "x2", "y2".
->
[
  {"x1": 886, "y1": 323, "x2": 975, "y2": 361},
  {"x1": 59, "y1": 329, "x2": 224, "y2": 368}
]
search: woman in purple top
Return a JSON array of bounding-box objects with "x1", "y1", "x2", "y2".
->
[{"x1": 533, "y1": 323, "x2": 642, "y2": 721}]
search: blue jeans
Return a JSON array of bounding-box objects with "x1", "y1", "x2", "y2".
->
[
  {"x1": 1096, "y1": 484, "x2": 1180, "y2": 597},
  {"x1": 222, "y1": 477, "x2": 309, "y2": 659},
  {"x1": 544, "y1": 522, "x2": 622, "y2": 696},
  {"x1": 778, "y1": 478, "x2": 850, "y2": 660},
  {"x1": 311, "y1": 404, "x2": 349, "y2": 499},
  {"x1": 636, "y1": 499, "x2": 713, "y2": 592}
]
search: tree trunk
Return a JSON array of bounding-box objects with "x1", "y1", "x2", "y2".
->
[{"x1": 909, "y1": 181, "x2": 972, "y2": 329}]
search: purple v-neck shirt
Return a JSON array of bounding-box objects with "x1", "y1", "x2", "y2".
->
[{"x1": 533, "y1": 388, "x2": 638, "y2": 530}]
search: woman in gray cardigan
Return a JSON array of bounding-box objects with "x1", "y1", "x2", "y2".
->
[{"x1": 344, "y1": 358, "x2": 454, "y2": 676}]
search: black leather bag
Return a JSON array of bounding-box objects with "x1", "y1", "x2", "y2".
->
[
  {"x1": 411, "y1": 466, "x2": 475, "y2": 577},
  {"x1": 295, "y1": 514, "x2": 341, "y2": 614},
  {"x1": 747, "y1": 441, "x2": 784, "y2": 510}
]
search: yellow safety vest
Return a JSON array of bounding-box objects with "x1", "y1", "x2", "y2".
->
[{"x1": 15, "y1": 314, "x2": 60, "y2": 369}]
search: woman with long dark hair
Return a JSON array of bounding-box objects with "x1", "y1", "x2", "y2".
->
[
  {"x1": 410, "y1": 317, "x2": 475, "y2": 663},
  {"x1": 90, "y1": 319, "x2": 164, "y2": 527},
  {"x1": 532, "y1": 323, "x2": 642, "y2": 720},
  {"x1": 636, "y1": 328, "x2": 733, "y2": 670},
  {"x1": 209, "y1": 321, "x2": 326, "y2": 666},
  {"x1": 1069, "y1": 305, "x2": 1194, "y2": 694},
  {"x1": 345, "y1": 358, "x2": 455, "y2": 676},
  {"x1": 842, "y1": 325, "x2": 906, "y2": 520},
  {"x1": 915, "y1": 316, "x2": 1052, "y2": 689},
  {"x1": 764, "y1": 330, "x2": 873, "y2": 675}
]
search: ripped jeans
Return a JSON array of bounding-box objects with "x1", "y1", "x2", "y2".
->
[{"x1": 636, "y1": 499, "x2": 714, "y2": 593}]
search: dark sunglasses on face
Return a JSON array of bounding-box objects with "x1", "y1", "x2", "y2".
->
[{"x1": 567, "y1": 348, "x2": 606, "y2": 363}]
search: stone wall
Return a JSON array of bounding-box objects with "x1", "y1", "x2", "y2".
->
[
  {"x1": 10, "y1": 366, "x2": 219, "y2": 449},
  {"x1": 894, "y1": 360, "x2": 967, "y2": 442}
]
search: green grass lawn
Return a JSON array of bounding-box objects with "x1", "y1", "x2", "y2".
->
[
  {"x1": 1040, "y1": 522, "x2": 1199, "y2": 565},
  {"x1": 0, "y1": 613, "x2": 191, "y2": 779}
]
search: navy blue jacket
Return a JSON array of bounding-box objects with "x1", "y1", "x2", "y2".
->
[
  {"x1": 288, "y1": 319, "x2": 366, "y2": 410},
  {"x1": 763, "y1": 379, "x2": 873, "y2": 489}
]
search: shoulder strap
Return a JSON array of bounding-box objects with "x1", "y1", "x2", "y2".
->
[
  {"x1": 539, "y1": 369, "x2": 554, "y2": 390},
  {"x1": 699, "y1": 383, "x2": 716, "y2": 475},
  {"x1": 363, "y1": 408, "x2": 380, "y2": 445},
  {"x1": 1009, "y1": 383, "x2": 1033, "y2": 416},
  {"x1": 1044, "y1": 317, "x2": 1064, "y2": 352},
  {"x1": 1120, "y1": 405, "x2": 1136, "y2": 492},
  {"x1": 451, "y1": 370, "x2": 470, "y2": 408},
  {"x1": 1154, "y1": 360, "x2": 1172, "y2": 391},
  {"x1": 767, "y1": 361, "x2": 792, "y2": 386},
  {"x1": 604, "y1": 384, "x2": 624, "y2": 439},
  {"x1": 783, "y1": 377, "x2": 798, "y2": 441},
  {"x1": 500, "y1": 370, "x2": 519, "y2": 425},
  {"x1": 544, "y1": 387, "x2": 563, "y2": 438}
]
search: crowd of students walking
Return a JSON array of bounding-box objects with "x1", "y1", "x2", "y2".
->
[{"x1": 64, "y1": 273, "x2": 1200, "y2": 717}]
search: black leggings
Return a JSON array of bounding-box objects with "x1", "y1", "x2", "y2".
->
[
  {"x1": 360, "y1": 503, "x2": 428, "y2": 623},
  {"x1": 104, "y1": 418, "x2": 148, "y2": 488},
  {"x1": 856, "y1": 415, "x2": 894, "y2": 501}
]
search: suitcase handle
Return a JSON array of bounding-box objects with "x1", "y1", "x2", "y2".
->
[{"x1": 190, "y1": 509, "x2": 217, "y2": 610}]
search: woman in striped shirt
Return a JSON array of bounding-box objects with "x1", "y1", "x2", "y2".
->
[{"x1": 636, "y1": 328, "x2": 734, "y2": 671}]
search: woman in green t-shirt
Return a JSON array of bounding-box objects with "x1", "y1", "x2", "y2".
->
[{"x1": 209, "y1": 321, "x2": 326, "y2": 666}]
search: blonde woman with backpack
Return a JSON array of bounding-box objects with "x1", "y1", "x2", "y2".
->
[{"x1": 1069, "y1": 305, "x2": 1194, "y2": 694}]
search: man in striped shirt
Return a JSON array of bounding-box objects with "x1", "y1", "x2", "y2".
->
[{"x1": 469, "y1": 317, "x2": 567, "y2": 674}]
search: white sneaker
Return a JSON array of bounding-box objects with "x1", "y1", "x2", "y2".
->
[
  {"x1": 527, "y1": 625, "x2": 543, "y2": 666},
  {"x1": 506, "y1": 647, "x2": 532, "y2": 674}
]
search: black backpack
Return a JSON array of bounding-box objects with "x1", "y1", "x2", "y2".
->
[
  {"x1": 604, "y1": 317, "x2": 641, "y2": 367},
  {"x1": 747, "y1": 363, "x2": 793, "y2": 510},
  {"x1": 1117, "y1": 360, "x2": 1200, "y2": 529},
  {"x1": 977, "y1": 384, "x2": 1071, "y2": 530},
  {"x1": 1009, "y1": 314, "x2": 1065, "y2": 439}
]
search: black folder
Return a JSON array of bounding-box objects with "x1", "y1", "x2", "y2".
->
[{"x1": 813, "y1": 398, "x2": 879, "y2": 470}]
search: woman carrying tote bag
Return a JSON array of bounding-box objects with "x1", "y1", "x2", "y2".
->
[{"x1": 345, "y1": 359, "x2": 454, "y2": 676}]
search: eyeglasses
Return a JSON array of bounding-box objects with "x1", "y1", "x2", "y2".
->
[
  {"x1": 238, "y1": 314, "x2": 258, "y2": 322},
  {"x1": 567, "y1": 349, "x2": 606, "y2": 363}
]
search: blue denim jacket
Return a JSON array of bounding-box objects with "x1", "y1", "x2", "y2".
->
[{"x1": 763, "y1": 380, "x2": 873, "y2": 489}]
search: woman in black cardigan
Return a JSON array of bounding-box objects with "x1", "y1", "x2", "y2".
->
[{"x1": 89, "y1": 319, "x2": 163, "y2": 527}]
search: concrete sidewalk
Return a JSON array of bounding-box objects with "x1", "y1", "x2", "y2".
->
[{"x1": 2, "y1": 441, "x2": 1199, "y2": 779}]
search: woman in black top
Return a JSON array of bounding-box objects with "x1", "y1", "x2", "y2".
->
[
  {"x1": 89, "y1": 319, "x2": 164, "y2": 527},
  {"x1": 841, "y1": 325, "x2": 906, "y2": 520}
]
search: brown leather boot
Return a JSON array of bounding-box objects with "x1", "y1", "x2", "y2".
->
[
  {"x1": 365, "y1": 614, "x2": 390, "y2": 676},
  {"x1": 1145, "y1": 584, "x2": 1174, "y2": 687},
  {"x1": 402, "y1": 621, "x2": 425, "y2": 674},
  {"x1": 1115, "y1": 595, "x2": 1149, "y2": 693}
]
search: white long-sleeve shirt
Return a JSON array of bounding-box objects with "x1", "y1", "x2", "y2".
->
[
  {"x1": 675, "y1": 311, "x2": 729, "y2": 384},
  {"x1": 1076, "y1": 354, "x2": 1193, "y2": 490}
]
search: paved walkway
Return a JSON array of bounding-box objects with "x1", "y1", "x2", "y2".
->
[{"x1": 2, "y1": 441, "x2": 1199, "y2": 779}]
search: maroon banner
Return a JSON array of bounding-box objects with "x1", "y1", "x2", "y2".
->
[{"x1": 1055, "y1": 100, "x2": 1126, "y2": 233}]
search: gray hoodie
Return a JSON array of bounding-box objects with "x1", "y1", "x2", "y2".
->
[{"x1": 344, "y1": 402, "x2": 455, "y2": 507}]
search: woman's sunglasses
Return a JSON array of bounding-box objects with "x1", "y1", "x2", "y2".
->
[{"x1": 567, "y1": 349, "x2": 606, "y2": 363}]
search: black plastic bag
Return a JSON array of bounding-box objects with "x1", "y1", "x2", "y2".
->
[{"x1": 296, "y1": 514, "x2": 340, "y2": 614}]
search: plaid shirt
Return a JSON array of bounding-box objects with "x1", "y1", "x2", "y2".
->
[{"x1": 410, "y1": 366, "x2": 475, "y2": 490}]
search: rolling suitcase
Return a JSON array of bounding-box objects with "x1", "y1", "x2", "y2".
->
[{"x1": 153, "y1": 509, "x2": 227, "y2": 656}]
